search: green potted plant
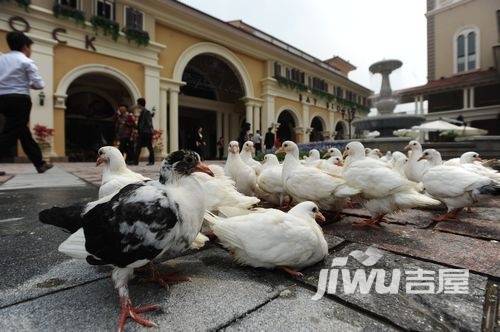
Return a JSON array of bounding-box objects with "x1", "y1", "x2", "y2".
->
[
  {"x1": 90, "y1": 15, "x2": 120, "y2": 41},
  {"x1": 53, "y1": 2, "x2": 85, "y2": 26}
]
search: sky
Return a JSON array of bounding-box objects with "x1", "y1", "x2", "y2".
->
[{"x1": 179, "y1": 0, "x2": 428, "y2": 113}]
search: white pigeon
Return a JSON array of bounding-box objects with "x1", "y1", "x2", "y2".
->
[
  {"x1": 193, "y1": 164, "x2": 260, "y2": 211},
  {"x1": 342, "y1": 141, "x2": 440, "y2": 226},
  {"x1": 404, "y1": 140, "x2": 430, "y2": 182},
  {"x1": 453, "y1": 152, "x2": 500, "y2": 183},
  {"x1": 302, "y1": 149, "x2": 321, "y2": 166},
  {"x1": 206, "y1": 201, "x2": 328, "y2": 277},
  {"x1": 97, "y1": 146, "x2": 150, "y2": 198},
  {"x1": 323, "y1": 147, "x2": 342, "y2": 159},
  {"x1": 40, "y1": 151, "x2": 212, "y2": 331},
  {"x1": 390, "y1": 152, "x2": 409, "y2": 177},
  {"x1": 277, "y1": 141, "x2": 359, "y2": 211},
  {"x1": 366, "y1": 148, "x2": 382, "y2": 159},
  {"x1": 420, "y1": 149, "x2": 500, "y2": 221},
  {"x1": 317, "y1": 156, "x2": 344, "y2": 177},
  {"x1": 225, "y1": 141, "x2": 258, "y2": 196},
  {"x1": 380, "y1": 151, "x2": 392, "y2": 163},
  {"x1": 257, "y1": 154, "x2": 286, "y2": 205},
  {"x1": 240, "y1": 141, "x2": 262, "y2": 175}
]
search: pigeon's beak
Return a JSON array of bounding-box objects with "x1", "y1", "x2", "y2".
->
[
  {"x1": 323, "y1": 152, "x2": 331, "y2": 158},
  {"x1": 194, "y1": 162, "x2": 214, "y2": 177},
  {"x1": 96, "y1": 156, "x2": 105, "y2": 166},
  {"x1": 314, "y1": 211, "x2": 326, "y2": 224},
  {"x1": 337, "y1": 160, "x2": 344, "y2": 167},
  {"x1": 474, "y1": 156, "x2": 483, "y2": 162},
  {"x1": 342, "y1": 150, "x2": 349, "y2": 158},
  {"x1": 377, "y1": 150, "x2": 383, "y2": 157},
  {"x1": 417, "y1": 156, "x2": 426, "y2": 161},
  {"x1": 404, "y1": 145, "x2": 411, "y2": 151},
  {"x1": 275, "y1": 147, "x2": 285, "y2": 154}
]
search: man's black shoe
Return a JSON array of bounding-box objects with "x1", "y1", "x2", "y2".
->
[
  {"x1": 36, "y1": 163, "x2": 54, "y2": 174},
  {"x1": 0, "y1": 171, "x2": 5, "y2": 176}
]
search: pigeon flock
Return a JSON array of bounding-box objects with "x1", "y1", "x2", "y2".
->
[{"x1": 39, "y1": 140, "x2": 499, "y2": 331}]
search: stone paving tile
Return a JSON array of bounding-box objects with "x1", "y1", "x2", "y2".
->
[
  {"x1": 325, "y1": 217, "x2": 500, "y2": 277},
  {"x1": 0, "y1": 247, "x2": 295, "y2": 331},
  {"x1": 384, "y1": 209, "x2": 436, "y2": 228},
  {"x1": 223, "y1": 286, "x2": 395, "y2": 332},
  {"x1": 0, "y1": 166, "x2": 86, "y2": 190},
  {"x1": 434, "y1": 210, "x2": 500, "y2": 241},
  {"x1": 298, "y1": 243, "x2": 487, "y2": 331}
]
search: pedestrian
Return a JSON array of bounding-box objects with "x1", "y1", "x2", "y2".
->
[
  {"x1": 264, "y1": 127, "x2": 275, "y2": 153},
  {"x1": 114, "y1": 104, "x2": 135, "y2": 163},
  {"x1": 253, "y1": 129, "x2": 262, "y2": 154},
  {"x1": 237, "y1": 122, "x2": 250, "y2": 149},
  {"x1": 194, "y1": 126, "x2": 207, "y2": 160},
  {"x1": 133, "y1": 98, "x2": 155, "y2": 165},
  {"x1": 0, "y1": 32, "x2": 53, "y2": 174},
  {"x1": 216, "y1": 136, "x2": 224, "y2": 160}
]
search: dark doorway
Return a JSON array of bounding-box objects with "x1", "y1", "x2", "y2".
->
[
  {"x1": 65, "y1": 73, "x2": 133, "y2": 161},
  {"x1": 310, "y1": 116, "x2": 324, "y2": 142},
  {"x1": 335, "y1": 121, "x2": 347, "y2": 140},
  {"x1": 179, "y1": 107, "x2": 217, "y2": 159},
  {"x1": 277, "y1": 110, "x2": 296, "y2": 143}
]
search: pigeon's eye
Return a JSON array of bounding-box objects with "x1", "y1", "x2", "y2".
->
[
  {"x1": 346, "y1": 147, "x2": 349, "y2": 150},
  {"x1": 413, "y1": 143, "x2": 416, "y2": 146},
  {"x1": 312, "y1": 207, "x2": 318, "y2": 213},
  {"x1": 185, "y1": 156, "x2": 194, "y2": 163},
  {"x1": 98, "y1": 150, "x2": 103, "y2": 155}
]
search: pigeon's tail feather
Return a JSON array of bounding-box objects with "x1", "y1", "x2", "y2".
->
[
  {"x1": 58, "y1": 228, "x2": 89, "y2": 259},
  {"x1": 39, "y1": 204, "x2": 85, "y2": 234},
  {"x1": 478, "y1": 183, "x2": 500, "y2": 196},
  {"x1": 190, "y1": 233, "x2": 210, "y2": 250}
]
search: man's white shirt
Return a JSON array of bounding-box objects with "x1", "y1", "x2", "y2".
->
[{"x1": 0, "y1": 51, "x2": 45, "y2": 95}]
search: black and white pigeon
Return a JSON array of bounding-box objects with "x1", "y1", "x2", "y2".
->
[{"x1": 39, "y1": 150, "x2": 213, "y2": 332}]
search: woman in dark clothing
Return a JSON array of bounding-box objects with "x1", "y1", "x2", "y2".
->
[{"x1": 194, "y1": 126, "x2": 207, "y2": 160}]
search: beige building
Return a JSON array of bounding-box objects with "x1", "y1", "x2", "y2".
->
[
  {"x1": 0, "y1": 0, "x2": 370, "y2": 161},
  {"x1": 399, "y1": 0, "x2": 500, "y2": 135}
]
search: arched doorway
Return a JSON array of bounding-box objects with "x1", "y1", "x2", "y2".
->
[
  {"x1": 65, "y1": 73, "x2": 133, "y2": 161},
  {"x1": 277, "y1": 110, "x2": 296, "y2": 143},
  {"x1": 335, "y1": 121, "x2": 348, "y2": 140},
  {"x1": 179, "y1": 54, "x2": 245, "y2": 159},
  {"x1": 310, "y1": 116, "x2": 325, "y2": 142}
]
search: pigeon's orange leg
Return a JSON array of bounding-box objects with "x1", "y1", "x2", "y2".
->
[
  {"x1": 117, "y1": 297, "x2": 159, "y2": 332},
  {"x1": 433, "y1": 208, "x2": 462, "y2": 222},
  {"x1": 280, "y1": 266, "x2": 304, "y2": 278},
  {"x1": 353, "y1": 214, "x2": 385, "y2": 228}
]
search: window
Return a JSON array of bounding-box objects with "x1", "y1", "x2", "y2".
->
[
  {"x1": 125, "y1": 6, "x2": 144, "y2": 30},
  {"x1": 336, "y1": 86, "x2": 343, "y2": 98},
  {"x1": 312, "y1": 77, "x2": 327, "y2": 92},
  {"x1": 274, "y1": 62, "x2": 282, "y2": 77},
  {"x1": 59, "y1": 0, "x2": 78, "y2": 8},
  {"x1": 96, "y1": 0, "x2": 114, "y2": 20},
  {"x1": 455, "y1": 28, "x2": 479, "y2": 73},
  {"x1": 290, "y1": 69, "x2": 305, "y2": 84}
]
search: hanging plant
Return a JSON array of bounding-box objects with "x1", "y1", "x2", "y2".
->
[
  {"x1": 53, "y1": 3, "x2": 85, "y2": 26},
  {"x1": 122, "y1": 27, "x2": 150, "y2": 46},
  {"x1": 0, "y1": 0, "x2": 30, "y2": 11},
  {"x1": 90, "y1": 15, "x2": 119, "y2": 41},
  {"x1": 274, "y1": 75, "x2": 308, "y2": 93}
]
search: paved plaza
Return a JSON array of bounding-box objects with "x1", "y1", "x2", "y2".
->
[{"x1": 0, "y1": 163, "x2": 499, "y2": 331}]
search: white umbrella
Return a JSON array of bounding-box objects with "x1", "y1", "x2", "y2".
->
[{"x1": 411, "y1": 120, "x2": 461, "y2": 132}]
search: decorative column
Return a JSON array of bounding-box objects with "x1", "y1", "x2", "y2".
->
[
  {"x1": 261, "y1": 77, "x2": 277, "y2": 131},
  {"x1": 253, "y1": 104, "x2": 261, "y2": 133},
  {"x1": 302, "y1": 102, "x2": 310, "y2": 143},
  {"x1": 462, "y1": 88, "x2": 468, "y2": 110},
  {"x1": 159, "y1": 89, "x2": 168, "y2": 157},
  {"x1": 328, "y1": 111, "x2": 335, "y2": 138},
  {"x1": 414, "y1": 96, "x2": 419, "y2": 114},
  {"x1": 144, "y1": 65, "x2": 161, "y2": 129},
  {"x1": 216, "y1": 111, "x2": 223, "y2": 140},
  {"x1": 223, "y1": 112, "x2": 230, "y2": 155},
  {"x1": 245, "y1": 102, "x2": 254, "y2": 133},
  {"x1": 469, "y1": 88, "x2": 475, "y2": 108},
  {"x1": 168, "y1": 88, "x2": 179, "y2": 152},
  {"x1": 30, "y1": 36, "x2": 57, "y2": 157}
]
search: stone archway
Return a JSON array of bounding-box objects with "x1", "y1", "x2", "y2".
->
[
  {"x1": 310, "y1": 116, "x2": 326, "y2": 142},
  {"x1": 276, "y1": 109, "x2": 299, "y2": 143},
  {"x1": 334, "y1": 120, "x2": 348, "y2": 140}
]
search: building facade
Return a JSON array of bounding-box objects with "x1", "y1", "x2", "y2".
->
[
  {"x1": 398, "y1": 0, "x2": 500, "y2": 135},
  {"x1": 1, "y1": 0, "x2": 371, "y2": 160}
]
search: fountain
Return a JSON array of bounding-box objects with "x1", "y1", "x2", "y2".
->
[{"x1": 352, "y1": 59, "x2": 425, "y2": 137}]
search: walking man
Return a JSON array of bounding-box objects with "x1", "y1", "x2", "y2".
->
[
  {"x1": 133, "y1": 98, "x2": 155, "y2": 165},
  {"x1": 264, "y1": 127, "x2": 275, "y2": 153},
  {"x1": 0, "y1": 32, "x2": 53, "y2": 173}
]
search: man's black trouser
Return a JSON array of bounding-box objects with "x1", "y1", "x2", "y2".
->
[
  {"x1": 135, "y1": 132, "x2": 154, "y2": 164},
  {"x1": 0, "y1": 94, "x2": 44, "y2": 167}
]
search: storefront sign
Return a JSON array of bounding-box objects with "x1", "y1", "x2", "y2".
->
[{"x1": 8, "y1": 15, "x2": 97, "y2": 51}]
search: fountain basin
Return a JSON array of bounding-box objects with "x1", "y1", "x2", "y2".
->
[{"x1": 352, "y1": 114, "x2": 425, "y2": 137}]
